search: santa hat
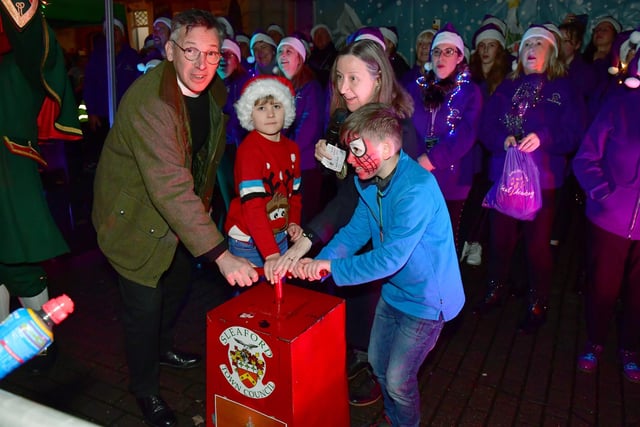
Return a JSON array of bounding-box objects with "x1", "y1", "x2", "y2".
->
[
  {"x1": 222, "y1": 39, "x2": 241, "y2": 62},
  {"x1": 543, "y1": 22, "x2": 562, "y2": 42},
  {"x1": 416, "y1": 28, "x2": 437, "y2": 42},
  {"x1": 235, "y1": 75, "x2": 296, "y2": 131},
  {"x1": 481, "y1": 14, "x2": 507, "y2": 36},
  {"x1": 519, "y1": 25, "x2": 558, "y2": 58},
  {"x1": 235, "y1": 33, "x2": 250, "y2": 46},
  {"x1": 311, "y1": 24, "x2": 332, "y2": 40},
  {"x1": 431, "y1": 23, "x2": 465, "y2": 57},
  {"x1": 104, "y1": 18, "x2": 125, "y2": 35},
  {"x1": 267, "y1": 24, "x2": 285, "y2": 38},
  {"x1": 608, "y1": 30, "x2": 639, "y2": 75},
  {"x1": 472, "y1": 23, "x2": 506, "y2": 50},
  {"x1": 348, "y1": 27, "x2": 386, "y2": 51},
  {"x1": 624, "y1": 43, "x2": 640, "y2": 88},
  {"x1": 248, "y1": 31, "x2": 277, "y2": 64},
  {"x1": 218, "y1": 17, "x2": 234, "y2": 39},
  {"x1": 278, "y1": 35, "x2": 307, "y2": 62},
  {"x1": 379, "y1": 26, "x2": 399, "y2": 47},
  {"x1": 153, "y1": 17, "x2": 172, "y2": 31},
  {"x1": 592, "y1": 15, "x2": 622, "y2": 34}
]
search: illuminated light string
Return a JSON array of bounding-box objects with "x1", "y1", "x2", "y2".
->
[
  {"x1": 417, "y1": 68, "x2": 472, "y2": 138},
  {"x1": 445, "y1": 69, "x2": 471, "y2": 136}
]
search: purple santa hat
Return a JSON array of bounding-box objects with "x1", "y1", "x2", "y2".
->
[
  {"x1": 379, "y1": 26, "x2": 399, "y2": 47},
  {"x1": 348, "y1": 26, "x2": 386, "y2": 51},
  {"x1": 423, "y1": 23, "x2": 464, "y2": 72},
  {"x1": 278, "y1": 34, "x2": 308, "y2": 62},
  {"x1": 481, "y1": 14, "x2": 507, "y2": 36},
  {"x1": 472, "y1": 23, "x2": 506, "y2": 50},
  {"x1": 247, "y1": 30, "x2": 277, "y2": 64},
  {"x1": 592, "y1": 15, "x2": 622, "y2": 34},
  {"x1": 519, "y1": 24, "x2": 558, "y2": 59}
]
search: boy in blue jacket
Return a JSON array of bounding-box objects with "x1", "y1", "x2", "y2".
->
[{"x1": 299, "y1": 103, "x2": 465, "y2": 426}]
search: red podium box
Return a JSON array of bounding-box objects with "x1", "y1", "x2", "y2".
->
[{"x1": 206, "y1": 282, "x2": 348, "y2": 427}]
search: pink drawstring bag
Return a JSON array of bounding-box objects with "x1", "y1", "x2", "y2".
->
[{"x1": 482, "y1": 147, "x2": 542, "y2": 221}]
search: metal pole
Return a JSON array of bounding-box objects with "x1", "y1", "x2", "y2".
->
[{"x1": 104, "y1": 0, "x2": 116, "y2": 127}]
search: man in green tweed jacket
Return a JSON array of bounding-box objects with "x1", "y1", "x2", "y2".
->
[{"x1": 92, "y1": 10, "x2": 258, "y2": 427}]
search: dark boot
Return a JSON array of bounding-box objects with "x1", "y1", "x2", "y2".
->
[
  {"x1": 519, "y1": 297, "x2": 548, "y2": 334},
  {"x1": 473, "y1": 280, "x2": 505, "y2": 315}
]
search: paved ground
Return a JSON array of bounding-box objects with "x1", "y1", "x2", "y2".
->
[{"x1": 1, "y1": 145, "x2": 639, "y2": 426}]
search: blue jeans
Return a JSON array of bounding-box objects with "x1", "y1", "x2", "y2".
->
[
  {"x1": 369, "y1": 298, "x2": 444, "y2": 427},
  {"x1": 228, "y1": 231, "x2": 288, "y2": 267}
]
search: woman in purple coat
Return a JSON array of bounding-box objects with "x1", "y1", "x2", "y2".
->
[
  {"x1": 475, "y1": 25, "x2": 587, "y2": 333},
  {"x1": 572, "y1": 50, "x2": 640, "y2": 384},
  {"x1": 277, "y1": 35, "x2": 325, "y2": 223},
  {"x1": 405, "y1": 23, "x2": 483, "y2": 251}
]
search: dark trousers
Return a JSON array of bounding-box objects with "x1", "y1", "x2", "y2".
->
[
  {"x1": 446, "y1": 199, "x2": 466, "y2": 253},
  {"x1": 117, "y1": 244, "x2": 193, "y2": 397},
  {"x1": 487, "y1": 189, "x2": 556, "y2": 302},
  {"x1": 585, "y1": 222, "x2": 640, "y2": 350}
]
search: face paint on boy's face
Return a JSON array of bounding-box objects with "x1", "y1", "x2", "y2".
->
[{"x1": 347, "y1": 137, "x2": 381, "y2": 179}]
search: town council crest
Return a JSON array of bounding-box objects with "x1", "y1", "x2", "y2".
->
[{"x1": 219, "y1": 326, "x2": 275, "y2": 399}]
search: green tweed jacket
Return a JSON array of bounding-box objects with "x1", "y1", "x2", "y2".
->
[{"x1": 92, "y1": 61, "x2": 227, "y2": 287}]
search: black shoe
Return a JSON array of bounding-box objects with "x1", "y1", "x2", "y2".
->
[
  {"x1": 349, "y1": 368, "x2": 382, "y2": 406},
  {"x1": 518, "y1": 301, "x2": 547, "y2": 334},
  {"x1": 347, "y1": 349, "x2": 369, "y2": 380},
  {"x1": 473, "y1": 280, "x2": 505, "y2": 315},
  {"x1": 136, "y1": 395, "x2": 177, "y2": 427},
  {"x1": 159, "y1": 349, "x2": 201, "y2": 370}
]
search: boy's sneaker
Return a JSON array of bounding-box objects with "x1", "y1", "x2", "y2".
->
[
  {"x1": 619, "y1": 350, "x2": 640, "y2": 383},
  {"x1": 465, "y1": 242, "x2": 482, "y2": 266},
  {"x1": 577, "y1": 343, "x2": 603, "y2": 373}
]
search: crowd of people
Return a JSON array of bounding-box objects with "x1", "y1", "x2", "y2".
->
[{"x1": 3, "y1": 3, "x2": 639, "y2": 426}]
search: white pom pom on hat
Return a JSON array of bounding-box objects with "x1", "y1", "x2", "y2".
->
[
  {"x1": 234, "y1": 75, "x2": 297, "y2": 131},
  {"x1": 624, "y1": 49, "x2": 640, "y2": 89}
]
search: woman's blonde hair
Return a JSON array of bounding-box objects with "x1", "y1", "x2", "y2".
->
[{"x1": 511, "y1": 41, "x2": 567, "y2": 80}]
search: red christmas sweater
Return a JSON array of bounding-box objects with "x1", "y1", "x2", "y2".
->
[{"x1": 224, "y1": 130, "x2": 302, "y2": 259}]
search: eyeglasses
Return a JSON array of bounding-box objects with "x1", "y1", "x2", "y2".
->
[
  {"x1": 171, "y1": 40, "x2": 221, "y2": 65},
  {"x1": 431, "y1": 47, "x2": 457, "y2": 58}
]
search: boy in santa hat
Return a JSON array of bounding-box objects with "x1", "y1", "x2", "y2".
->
[{"x1": 225, "y1": 75, "x2": 303, "y2": 275}]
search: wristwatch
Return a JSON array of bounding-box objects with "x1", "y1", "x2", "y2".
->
[{"x1": 302, "y1": 230, "x2": 315, "y2": 243}]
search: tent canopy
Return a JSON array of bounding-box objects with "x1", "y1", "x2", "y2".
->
[{"x1": 42, "y1": 0, "x2": 126, "y2": 27}]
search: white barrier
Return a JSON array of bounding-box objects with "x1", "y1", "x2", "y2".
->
[{"x1": 0, "y1": 389, "x2": 100, "y2": 427}]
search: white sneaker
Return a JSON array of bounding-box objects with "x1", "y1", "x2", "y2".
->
[
  {"x1": 459, "y1": 241, "x2": 471, "y2": 262},
  {"x1": 466, "y1": 242, "x2": 482, "y2": 266}
]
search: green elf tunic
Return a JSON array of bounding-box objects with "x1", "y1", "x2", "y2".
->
[{"x1": 0, "y1": 2, "x2": 82, "y2": 295}]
